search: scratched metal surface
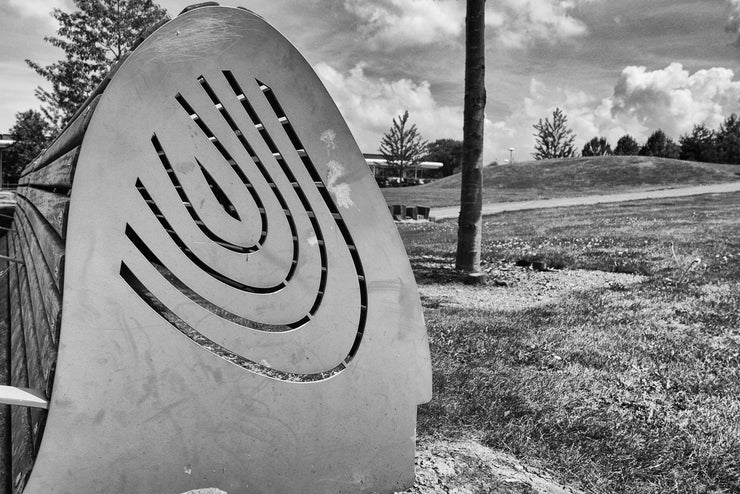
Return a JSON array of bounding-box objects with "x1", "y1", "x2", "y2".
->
[{"x1": 23, "y1": 6, "x2": 431, "y2": 494}]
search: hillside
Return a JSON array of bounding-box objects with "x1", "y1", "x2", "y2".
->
[{"x1": 381, "y1": 155, "x2": 740, "y2": 208}]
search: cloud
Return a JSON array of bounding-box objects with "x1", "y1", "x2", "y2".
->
[
  {"x1": 7, "y1": 0, "x2": 67, "y2": 20},
  {"x1": 0, "y1": 62, "x2": 44, "y2": 132},
  {"x1": 341, "y1": 0, "x2": 464, "y2": 49},
  {"x1": 609, "y1": 63, "x2": 740, "y2": 137},
  {"x1": 487, "y1": 62, "x2": 740, "y2": 162},
  {"x1": 316, "y1": 61, "x2": 740, "y2": 164},
  {"x1": 488, "y1": 0, "x2": 593, "y2": 49},
  {"x1": 726, "y1": 0, "x2": 740, "y2": 46},
  {"x1": 341, "y1": 0, "x2": 593, "y2": 49},
  {"x1": 315, "y1": 62, "x2": 464, "y2": 154}
]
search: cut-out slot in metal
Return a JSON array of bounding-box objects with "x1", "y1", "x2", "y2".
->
[
  {"x1": 151, "y1": 135, "x2": 256, "y2": 254},
  {"x1": 182, "y1": 81, "x2": 302, "y2": 279},
  {"x1": 120, "y1": 262, "x2": 345, "y2": 382},
  {"x1": 135, "y1": 179, "x2": 284, "y2": 294},
  {"x1": 198, "y1": 161, "x2": 240, "y2": 220},
  {"x1": 253, "y1": 79, "x2": 370, "y2": 363},
  {"x1": 125, "y1": 224, "x2": 296, "y2": 332}
]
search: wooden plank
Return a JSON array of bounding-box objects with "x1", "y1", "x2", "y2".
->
[
  {"x1": 0, "y1": 236, "x2": 12, "y2": 494},
  {"x1": 9, "y1": 233, "x2": 45, "y2": 395},
  {"x1": 20, "y1": 95, "x2": 100, "y2": 178},
  {"x1": 15, "y1": 188, "x2": 69, "y2": 240},
  {"x1": 14, "y1": 196, "x2": 64, "y2": 292},
  {"x1": 0, "y1": 387, "x2": 47, "y2": 410},
  {"x1": 9, "y1": 233, "x2": 46, "y2": 472},
  {"x1": 6, "y1": 235, "x2": 35, "y2": 494},
  {"x1": 13, "y1": 217, "x2": 58, "y2": 385},
  {"x1": 19, "y1": 147, "x2": 79, "y2": 190}
]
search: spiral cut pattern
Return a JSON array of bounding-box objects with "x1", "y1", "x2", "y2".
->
[{"x1": 119, "y1": 72, "x2": 367, "y2": 381}]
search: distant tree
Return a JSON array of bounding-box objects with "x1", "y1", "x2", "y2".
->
[
  {"x1": 679, "y1": 124, "x2": 717, "y2": 163},
  {"x1": 2, "y1": 110, "x2": 51, "y2": 184},
  {"x1": 613, "y1": 134, "x2": 640, "y2": 155},
  {"x1": 716, "y1": 114, "x2": 740, "y2": 164},
  {"x1": 425, "y1": 138, "x2": 463, "y2": 177},
  {"x1": 26, "y1": 0, "x2": 169, "y2": 132},
  {"x1": 532, "y1": 108, "x2": 576, "y2": 159},
  {"x1": 581, "y1": 136, "x2": 612, "y2": 157},
  {"x1": 379, "y1": 110, "x2": 428, "y2": 179},
  {"x1": 639, "y1": 129, "x2": 680, "y2": 159}
]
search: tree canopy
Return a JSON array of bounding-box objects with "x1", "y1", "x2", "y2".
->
[
  {"x1": 2, "y1": 110, "x2": 51, "y2": 183},
  {"x1": 679, "y1": 124, "x2": 717, "y2": 163},
  {"x1": 379, "y1": 110, "x2": 428, "y2": 179},
  {"x1": 27, "y1": 0, "x2": 169, "y2": 132},
  {"x1": 532, "y1": 108, "x2": 576, "y2": 159},
  {"x1": 716, "y1": 114, "x2": 740, "y2": 164},
  {"x1": 639, "y1": 129, "x2": 680, "y2": 158},
  {"x1": 613, "y1": 135, "x2": 640, "y2": 156},
  {"x1": 582, "y1": 136, "x2": 612, "y2": 157},
  {"x1": 425, "y1": 138, "x2": 463, "y2": 177}
]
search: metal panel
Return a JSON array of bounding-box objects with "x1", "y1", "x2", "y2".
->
[{"x1": 24, "y1": 7, "x2": 431, "y2": 493}]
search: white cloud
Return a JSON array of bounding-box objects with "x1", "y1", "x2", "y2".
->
[
  {"x1": 314, "y1": 62, "x2": 464, "y2": 154},
  {"x1": 490, "y1": 0, "x2": 593, "y2": 49},
  {"x1": 341, "y1": 0, "x2": 593, "y2": 49},
  {"x1": 486, "y1": 62, "x2": 740, "y2": 162},
  {"x1": 316, "y1": 60, "x2": 740, "y2": 164},
  {"x1": 609, "y1": 63, "x2": 740, "y2": 138},
  {"x1": 7, "y1": 0, "x2": 67, "y2": 20},
  {"x1": 342, "y1": 0, "x2": 464, "y2": 49},
  {"x1": 0, "y1": 62, "x2": 44, "y2": 132}
]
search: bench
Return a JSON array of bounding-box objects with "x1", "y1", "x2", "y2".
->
[{"x1": 0, "y1": 4, "x2": 431, "y2": 493}]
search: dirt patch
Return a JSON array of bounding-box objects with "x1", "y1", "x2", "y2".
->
[
  {"x1": 397, "y1": 439, "x2": 584, "y2": 494},
  {"x1": 414, "y1": 258, "x2": 647, "y2": 312}
]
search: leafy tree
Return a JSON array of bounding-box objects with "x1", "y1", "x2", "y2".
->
[
  {"x1": 2, "y1": 110, "x2": 51, "y2": 184},
  {"x1": 379, "y1": 110, "x2": 428, "y2": 180},
  {"x1": 456, "y1": 0, "x2": 486, "y2": 278},
  {"x1": 613, "y1": 134, "x2": 640, "y2": 155},
  {"x1": 532, "y1": 108, "x2": 576, "y2": 159},
  {"x1": 639, "y1": 129, "x2": 680, "y2": 159},
  {"x1": 26, "y1": 0, "x2": 169, "y2": 131},
  {"x1": 679, "y1": 124, "x2": 717, "y2": 163},
  {"x1": 582, "y1": 136, "x2": 612, "y2": 157},
  {"x1": 716, "y1": 114, "x2": 740, "y2": 164},
  {"x1": 425, "y1": 138, "x2": 463, "y2": 177}
]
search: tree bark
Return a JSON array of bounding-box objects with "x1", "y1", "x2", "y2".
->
[{"x1": 455, "y1": 0, "x2": 486, "y2": 274}]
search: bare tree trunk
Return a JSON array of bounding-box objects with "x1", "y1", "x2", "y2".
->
[{"x1": 455, "y1": 0, "x2": 486, "y2": 277}]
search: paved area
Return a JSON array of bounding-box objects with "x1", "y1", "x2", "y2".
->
[{"x1": 430, "y1": 182, "x2": 740, "y2": 220}]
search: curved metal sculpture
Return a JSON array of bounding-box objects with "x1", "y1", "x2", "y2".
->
[{"x1": 20, "y1": 5, "x2": 431, "y2": 493}]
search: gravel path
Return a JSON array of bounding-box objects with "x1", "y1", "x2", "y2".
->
[{"x1": 430, "y1": 181, "x2": 740, "y2": 220}]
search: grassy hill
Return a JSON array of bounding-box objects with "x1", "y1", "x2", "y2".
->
[{"x1": 381, "y1": 155, "x2": 740, "y2": 208}]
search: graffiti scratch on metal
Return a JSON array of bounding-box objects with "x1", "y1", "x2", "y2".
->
[{"x1": 326, "y1": 160, "x2": 355, "y2": 209}]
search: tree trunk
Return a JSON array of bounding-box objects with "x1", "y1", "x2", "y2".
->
[{"x1": 455, "y1": 0, "x2": 486, "y2": 274}]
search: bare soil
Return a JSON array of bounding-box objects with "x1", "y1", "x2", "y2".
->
[{"x1": 399, "y1": 438, "x2": 585, "y2": 494}]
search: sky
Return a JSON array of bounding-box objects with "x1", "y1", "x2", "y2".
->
[{"x1": 2, "y1": 0, "x2": 740, "y2": 163}]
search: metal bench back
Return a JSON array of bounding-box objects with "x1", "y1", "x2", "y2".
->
[{"x1": 16, "y1": 6, "x2": 431, "y2": 493}]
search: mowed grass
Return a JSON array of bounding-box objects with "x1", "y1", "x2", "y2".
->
[
  {"x1": 383, "y1": 156, "x2": 740, "y2": 208},
  {"x1": 401, "y1": 192, "x2": 740, "y2": 493}
]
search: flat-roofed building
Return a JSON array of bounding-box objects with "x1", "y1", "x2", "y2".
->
[{"x1": 363, "y1": 153, "x2": 443, "y2": 181}]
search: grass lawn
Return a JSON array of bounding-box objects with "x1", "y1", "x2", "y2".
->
[
  {"x1": 382, "y1": 156, "x2": 740, "y2": 208},
  {"x1": 401, "y1": 192, "x2": 740, "y2": 493}
]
